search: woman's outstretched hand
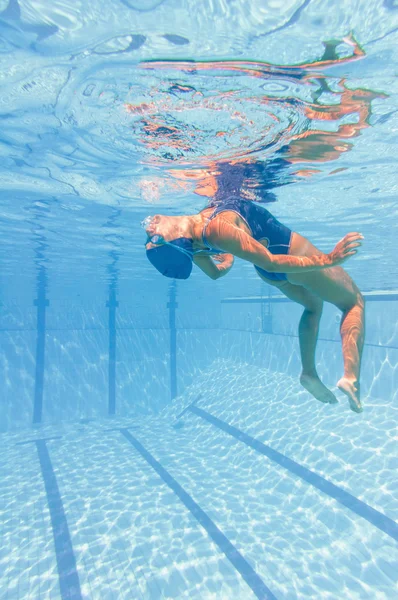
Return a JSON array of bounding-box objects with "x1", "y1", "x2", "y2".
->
[
  {"x1": 213, "y1": 253, "x2": 233, "y2": 265},
  {"x1": 212, "y1": 253, "x2": 234, "y2": 275},
  {"x1": 328, "y1": 232, "x2": 364, "y2": 266}
]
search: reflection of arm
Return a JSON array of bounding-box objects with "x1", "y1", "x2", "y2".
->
[
  {"x1": 206, "y1": 218, "x2": 361, "y2": 272},
  {"x1": 193, "y1": 254, "x2": 234, "y2": 280}
]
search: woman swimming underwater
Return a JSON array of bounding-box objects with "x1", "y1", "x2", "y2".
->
[{"x1": 143, "y1": 197, "x2": 365, "y2": 414}]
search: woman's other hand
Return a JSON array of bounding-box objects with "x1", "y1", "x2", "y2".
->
[{"x1": 328, "y1": 233, "x2": 364, "y2": 266}]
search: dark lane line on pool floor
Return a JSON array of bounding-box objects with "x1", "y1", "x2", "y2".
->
[
  {"x1": 17, "y1": 437, "x2": 82, "y2": 600},
  {"x1": 119, "y1": 428, "x2": 277, "y2": 600},
  {"x1": 188, "y1": 406, "x2": 398, "y2": 543}
]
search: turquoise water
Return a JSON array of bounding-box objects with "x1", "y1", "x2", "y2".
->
[{"x1": 1, "y1": 0, "x2": 398, "y2": 598}]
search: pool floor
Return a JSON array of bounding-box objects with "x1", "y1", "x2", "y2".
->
[{"x1": 1, "y1": 363, "x2": 397, "y2": 599}]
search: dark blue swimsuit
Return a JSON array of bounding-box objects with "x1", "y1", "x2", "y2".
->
[{"x1": 202, "y1": 197, "x2": 292, "y2": 281}]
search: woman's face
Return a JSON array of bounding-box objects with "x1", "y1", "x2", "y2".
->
[
  {"x1": 144, "y1": 213, "x2": 188, "y2": 252},
  {"x1": 144, "y1": 214, "x2": 161, "y2": 235},
  {"x1": 144, "y1": 214, "x2": 177, "y2": 249}
]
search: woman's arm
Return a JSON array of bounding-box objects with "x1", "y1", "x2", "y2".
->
[
  {"x1": 206, "y1": 217, "x2": 362, "y2": 273},
  {"x1": 193, "y1": 253, "x2": 234, "y2": 279}
]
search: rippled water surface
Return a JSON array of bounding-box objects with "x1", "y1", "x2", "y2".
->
[{"x1": 1, "y1": 0, "x2": 398, "y2": 293}]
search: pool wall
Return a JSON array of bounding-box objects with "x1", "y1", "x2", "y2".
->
[{"x1": 1, "y1": 291, "x2": 396, "y2": 432}]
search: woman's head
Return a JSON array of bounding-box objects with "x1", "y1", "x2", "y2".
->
[{"x1": 143, "y1": 214, "x2": 194, "y2": 279}]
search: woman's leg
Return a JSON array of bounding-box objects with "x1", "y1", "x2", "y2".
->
[
  {"x1": 287, "y1": 233, "x2": 365, "y2": 412},
  {"x1": 258, "y1": 274, "x2": 337, "y2": 404},
  {"x1": 337, "y1": 301, "x2": 365, "y2": 409}
]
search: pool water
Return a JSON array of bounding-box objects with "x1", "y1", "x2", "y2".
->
[{"x1": 0, "y1": 0, "x2": 397, "y2": 598}]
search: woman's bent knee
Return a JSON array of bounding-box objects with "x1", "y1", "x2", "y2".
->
[
  {"x1": 343, "y1": 291, "x2": 365, "y2": 314},
  {"x1": 306, "y1": 297, "x2": 323, "y2": 314},
  {"x1": 353, "y1": 290, "x2": 365, "y2": 310}
]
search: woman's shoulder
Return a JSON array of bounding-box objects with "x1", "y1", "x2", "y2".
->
[{"x1": 198, "y1": 205, "x2": 215, "y2": 216}]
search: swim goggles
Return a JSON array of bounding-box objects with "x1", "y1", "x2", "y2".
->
[
  {"x1": 141, "y1": 216, "x2": 165, "y2": 245},
  {"x1": 141, "y1": 215, "x2": 196, "y2": 258}
]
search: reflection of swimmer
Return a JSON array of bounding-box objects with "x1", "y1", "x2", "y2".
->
[
  {"x1": 279, "y1": 84, "x2": 386, "y2": 169},
  {"x1": 168, "y1": 158, "x2": 290, "y2": 204},
  {"x1": 130, "y1": 33, "x2": 385, "y2": 176},
  {"x1": 143, "y1": 197, "x2": 365, "y2": 414},
  {"x1": 141, "y1": 33, "x2": 365, "y2": 76}
]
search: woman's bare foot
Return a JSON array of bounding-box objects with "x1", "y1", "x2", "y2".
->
[
  {"x1": 337, "y1": 377, "x2": 363, "y2": 413},
  {"x1": 300, "y1": 373, "x2": 338, "y2": 404}
]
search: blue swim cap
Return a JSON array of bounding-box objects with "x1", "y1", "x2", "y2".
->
[{"x1": 146, "y1": 237, "x2": 194, "y2": 279}]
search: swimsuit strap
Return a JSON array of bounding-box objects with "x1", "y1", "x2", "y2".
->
[
  {"x1": 201, "y1": 206, "x2": 220, "y2": 252},
  {"x1": 202, "y1": 199, "x2": 252, "y2": 252}
]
